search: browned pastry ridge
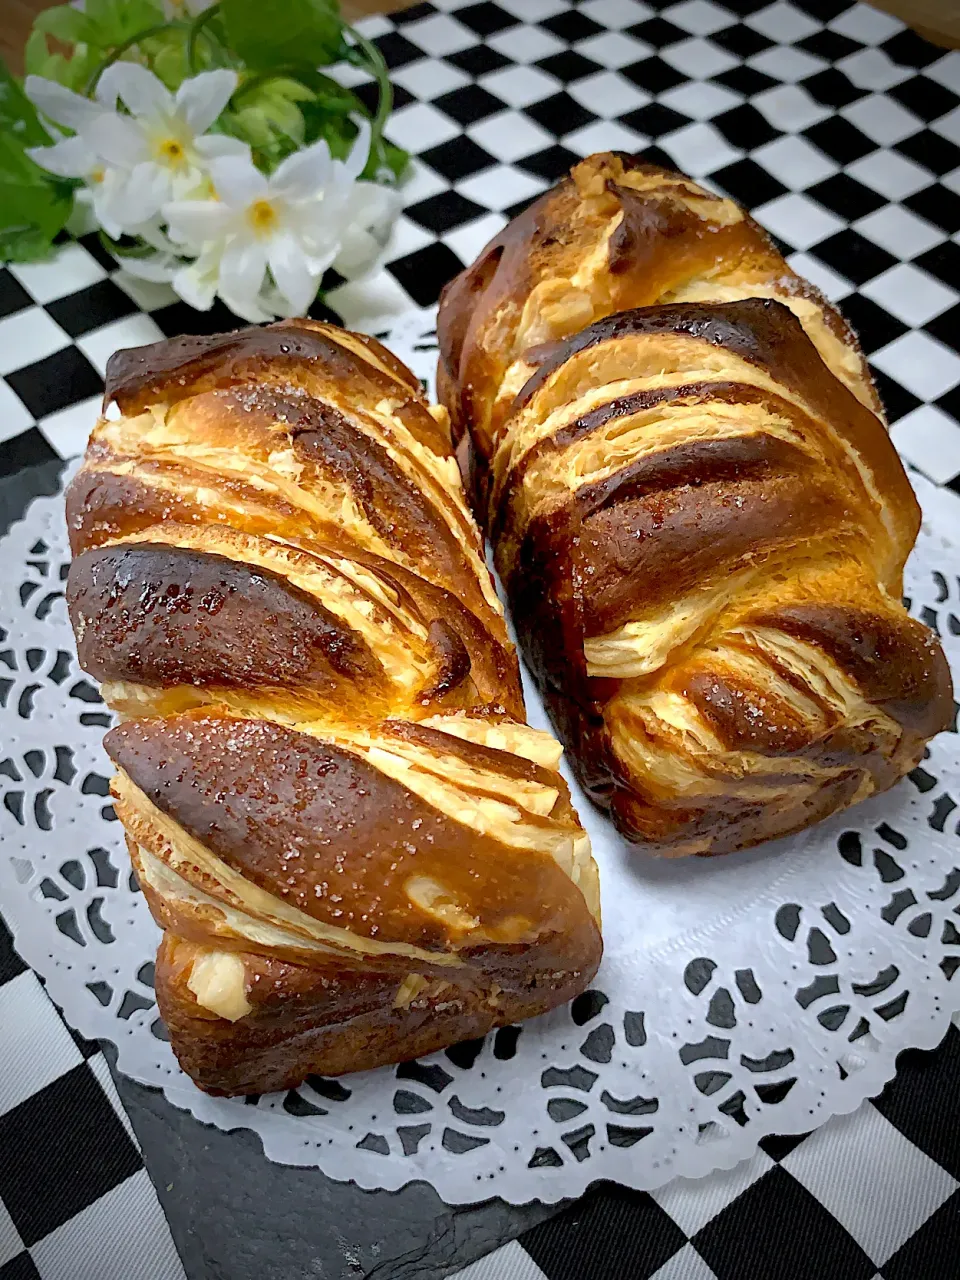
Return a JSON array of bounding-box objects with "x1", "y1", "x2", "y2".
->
[
  {"x1": 65, "y1": 319, "x2": 601, "y2": 1095},
  {"x1": 437, "y1": 153, "x2": 953, "y2": 856}
]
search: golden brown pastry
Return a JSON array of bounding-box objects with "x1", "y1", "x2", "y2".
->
[
  {"x1": 437, "y1": 154, "x2": 952, "y2": 856},
  {"x1": 66, "y1": 319, "x2": 601, "y2": 1095}
]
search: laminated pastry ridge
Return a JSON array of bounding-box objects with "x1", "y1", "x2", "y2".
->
[
  {"x1": 65, "y1": 317, "x2": 601, "y2": 1094},
  {"x1": 436, "y1": 154, "x2": 952, "y2": 856}
]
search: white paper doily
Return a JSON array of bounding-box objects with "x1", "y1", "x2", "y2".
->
[{"x1": 2, "y1": 309, "x2": 959, "y2": 1204}]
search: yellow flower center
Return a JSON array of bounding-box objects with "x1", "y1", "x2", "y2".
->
[
  {"x1": 247, "y1": 199, "x2": 278, "y2": 236},
  {"x1": 90, "y1": 166, "x2": 105, "y2": 185},
  {"x1": 155, "y1": 136, "x2": 188, "y2": 170}
]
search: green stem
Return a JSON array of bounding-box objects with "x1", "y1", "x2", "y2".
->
[
  {"x1": 187, "y1": 3, "x2": 223, "y2": 73},
  {"x1": 343, "y1": 24, "x2": 392, "y2": 170},
  {"x1": 84, "y1": 24, "x2": 175, "y2": 96}
]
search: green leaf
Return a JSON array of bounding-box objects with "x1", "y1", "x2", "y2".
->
[
  {"x1": 24, "y1": 29, "x2": 52, "y2": 77},
  {"x1": 378, "y1": 141, "x2": 409, "y2": 182},
  {"x1": 262, "y1": 97, "x2": 305, "y2": 144},
  {"x1": 230, "y1": 105, "x2": 275, "y2": 149},
  {"x1": 23, "y1": 45, "x2": 100, "y2": 94},
  {"x1": 262, "y1": 76, "x2": 316, "y2": 104},
  {"x1": 299, "y1": 95, "x2": 357, "y2": 147},
  {"x1": 0, "y1": 139, "x2": 74, "y2": 264},
  {"x1": 145, "y1": 29, "x2": 189, "y2": 88},
  {"x1": 228, "y1": 98, "x2": 305, "y2": 161},
  {"x1": 33, "y1": 5, "x2": 100, "y2": 47},
  {"x1": 298, "y1": 103, "x2": 408, "y2": 183},
  {"x1": 152, "y1": 45, "x2": 185, "y2": 89},
  {"x1": 279, "y1": 109, "x2": 306, "y2": 146},
  {"x1": 0, "y1": 221, "x2": 63, "y2": 264},
  {"x1": 297, "y1": 110, "x2": 347, "y2": 159},
  {"x1": 85, "y1": 0, "x2": 165, "y2": 45},
  {"x1": 221, "y1": 0, "x2": 344, "y2": 71},
  {"x1": 302, "y1": 70, "x2": 365, "y2": 117},
  {"x1": 0, "y1": 59, "x2": 75, "y2": 263},
  {"x1": 59, "y1": 48, "x2": 103, "y2": 93},
  {"x1": 0, "y1": 58, "x2": 55, "y2": 148}
]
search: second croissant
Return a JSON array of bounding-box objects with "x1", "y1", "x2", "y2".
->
[{"x1": 437, "y1": 153, "x2": 952, "y2": 856}]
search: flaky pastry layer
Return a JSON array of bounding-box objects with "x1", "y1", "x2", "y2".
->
[
  {"x1": 437, "y1": 154, "x2": 952, "y2": 855},
  {"x1": 66, "y1": 319, "x2": 601, "y2": 1093}
]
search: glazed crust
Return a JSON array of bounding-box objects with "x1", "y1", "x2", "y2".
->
[
  {"x1": 153, "y1": 929, "x2": 594, "y2": 1095},
  {"x1": 438, "y1": 153, "x2": 883, "y2": 504},
  {"x1": 66, "y1": 318, "x2": 601, "y2": 1094},
  {"x1": 436, "y1": 154, "x2": 952, "y2": 856}
]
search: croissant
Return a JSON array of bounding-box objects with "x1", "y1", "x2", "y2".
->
[
  {"x1": 65, "y1": 319, "x2": 601, "y2": 1095},
  {"x1": 437, "y1": 154, "x2": 952, "y2": 856}
]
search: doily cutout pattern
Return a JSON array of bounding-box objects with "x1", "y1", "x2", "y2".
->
[{"x1": 1, "y1": 309, "x2": 959, "y2": 1204}]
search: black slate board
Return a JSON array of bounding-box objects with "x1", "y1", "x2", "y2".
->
[{"x1": 111, "y1": 1058, "x2": 558, "y2": 1280}]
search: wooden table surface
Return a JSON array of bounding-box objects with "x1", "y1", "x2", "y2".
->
[{"x1": 0, "y1": 1, "x2": 411, "y2": 75}]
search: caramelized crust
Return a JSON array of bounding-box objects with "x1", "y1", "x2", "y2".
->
[
  {"x1": 438, "y1": 153, "x2": 882, "y2": 499},
  {"x1": 436, "y1": 154, "x2": 952, "y2": 856},
  {"x1": 66, "y1": 319, "x2": 601, "y2": 1094}
]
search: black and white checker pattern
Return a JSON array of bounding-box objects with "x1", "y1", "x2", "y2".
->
[
  {"x1": 0, "y1": 918, "x2": 185, "y2": 1280},
  {"x1": 452, "y1": 1021, "x2": 960, "y2": 1278},
  {"x1": 2, "y1": 1, "x2": 960, "y2": 1277}
]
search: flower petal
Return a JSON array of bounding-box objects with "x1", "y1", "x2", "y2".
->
[
  {"x1": 271, "y1": 138, "x2": 332, "y2": 202},
  {"x1": 258, "y1": 281, "x2": 295, "y2": 317},
  {"x1": 91, "y1": 169, "x2": 129, "y2": 239},
  {"x1": 282, "y1": 212, "x2": 339, "y2": 275},
  {"x1": 208, "y1": 154, "x2": 268, "y2": 209},
  {"x1": 332, "y1": 188, "x2": 399, "y2": 275},
  {"x1": 94, "y1": 73, "x2": 120, "y2": 113},
  {"x1": 26, "y1": 136, "x2": 95, "y2": 179},
  {"x1": 266, "y1": 230, "x2": 320, "y2": 314},
  {"x1": 115, "y1": 252, "x2": 178, "y2": 283},
  {"x1": 83, "y1": 114, "x2": 149, "y2": 169},
  {"x1": 333, "y1": 230, "x2": 379, "y2": 276},
  {"x1": 175, "y1": 70, "x2": 238, "y2": 135},
  {"x1": 25, "y1": 77, "x2": 103, "y2": 131},
  {"x1": 128, "y1": 218, "x2": 180, "y2": 254},
  {"x1": 346, "y1": 181, "x2": 398, "y2": 234},
  {"x1": 220, "y1": 235, "x2": 267, "y2": 304},
  {"x1": 168, "y1": 163, "x2": 208, "y2": 203},
  {"x1": 220, "y1": 286, "x2": 275, "y2": 324},
  {"x1": 100, "y1": 63, "x2": 173, "y2": 120},
  {"x1": 194, "y1": 134, "x2": 250, "y2": 160},
  {"x1": 173, "y1": 260, "x2": 217, "y2": 311},
  {"x1": 163, "y1": 198, "x2": 234, "y2": 246},
  {"x1": 103, "y1": 163, "x2": 170, "y2": 231},
  {"x1": 343, "y1": 117, "x2": 371, "y2": 183}
]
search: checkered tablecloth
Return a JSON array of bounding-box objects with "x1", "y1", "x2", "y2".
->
[{"x1": 1, "y1": 2, "x2": 959, "y2": 1277}]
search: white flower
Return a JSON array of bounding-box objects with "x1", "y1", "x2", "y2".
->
[
  {"x1": 83, "y1": 65, "x2": 248, "y2": 225},
  {"x1": 25, "y1": 75, "x2": 118, "y2": 133},
  {"x1": 27, "y1": 66, "x2": 248, "y2": 236},
  {"x1": 332, "y1": 181, "x2": 401, "y2": 276},
  {"x1": 25, "y1": 76, "x2": 129, "y2": 236},
  {"x1": 163, "y1": 121, "x2": 372, "y2": 319}
]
